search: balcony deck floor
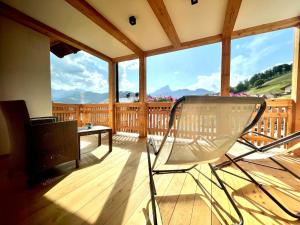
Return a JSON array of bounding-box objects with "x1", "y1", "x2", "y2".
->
[{"x1": 5, "y1": 134, "x2": 300, "y2": 225}]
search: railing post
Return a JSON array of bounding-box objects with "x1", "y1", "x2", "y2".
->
[
  {"x1": 108, "y1": 61, "x2": 116, "y2": 133},
  {"x1": 76, "y1": 104, "x2": 81, "y2": 126},
  {"x1": 81, "y1": 104, "x2": 88, "y2": 126},
  {"x1": 139, "y1": 102, "x2": 148, "y2": 138}
]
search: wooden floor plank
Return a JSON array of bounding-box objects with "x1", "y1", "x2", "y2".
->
[
  {"x1": 124, "y1": 174, "x2": 174, "y2": 225},
  {"x1": 168, "y1": 169, "x2": 197, "y2": 225},
  {"x1": 157, "y1": 173, "x2": 187, "y2": 225}
]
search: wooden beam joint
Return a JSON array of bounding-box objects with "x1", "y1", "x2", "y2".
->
[
  {"x1": 223, "y1": 0, "x2": 242, "y2": 38},
  {"x1": 65, "y1": 0, "x2": 144, "y2": 57},
  {"x1": 147, "y1": 0, "x2": 181, "y2": 47}
]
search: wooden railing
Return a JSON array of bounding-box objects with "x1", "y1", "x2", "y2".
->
[
  {"x1": 52, "y1": 99, "x2": 294, "y2": 146},
  {"x1": 245, "y1": 99, "x2": 293, "y2": 146},
  {"x1": 115, "y1": 102, "x2": 143, "y2": 134},
  {"x1": 52, "y1": 103, "x2": 109, "y2": 127},
  {"x1": 146, "y1": 100, "x2": 294, "y2": 146}
]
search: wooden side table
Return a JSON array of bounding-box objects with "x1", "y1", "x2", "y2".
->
[{"x1": 77, "y1": 126, "x2": 112, "y2": 160}]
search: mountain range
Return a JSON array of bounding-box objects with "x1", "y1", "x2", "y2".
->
[
  {"x1": 51, "y1": 85, "x2": 213, "y2": 104},
  {"x1": 151, "y1": 85, "x2": 213, "y2": 98}
]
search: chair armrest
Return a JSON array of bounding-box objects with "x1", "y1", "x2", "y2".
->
[{"x1": 30, "y1": 116, "x2": 58, "y2": 125}]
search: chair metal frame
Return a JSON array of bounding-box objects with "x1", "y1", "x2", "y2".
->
[
  {"x1": 146, "y1": 96, "x2": 266, "y2": 225},
  {"x1": 215, "y1": 130, "x2": 300, "y2": 219}
]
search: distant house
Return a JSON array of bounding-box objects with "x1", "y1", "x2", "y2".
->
[
  {"x1": 258, "y1": 94, "x2": 275, "y2": 99},
  {"x1": 281, "y1": 84, "x2": 292, "y2": 94}
]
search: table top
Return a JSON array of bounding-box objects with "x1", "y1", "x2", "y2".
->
[{"x1": 78, "y1": 125, "x2": 112, "y2": 134}]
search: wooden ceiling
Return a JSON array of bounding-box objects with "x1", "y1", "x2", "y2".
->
[{"x1": 1, "y1": 0, "x2": 300, "y2": 62}]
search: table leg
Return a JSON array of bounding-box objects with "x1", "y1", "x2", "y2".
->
[
  {"x1": 109, "y1": 130, "x2": 112, "y2": 152},
  {"x1": 98, "y1": 133, "x2": 101, "y2": 146}
]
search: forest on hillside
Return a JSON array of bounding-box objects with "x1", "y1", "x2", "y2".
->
[{"x1": 231, "y1": 63, "x2": 292, "y2": 93}]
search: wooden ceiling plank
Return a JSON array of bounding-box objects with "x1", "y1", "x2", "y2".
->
[
  {"x1": 65, "y1": 0, "x2": 144, "y2": 57},
  {"x1": 0, "y1": 2, "x2": 112, "y2": 62},
  {"x1": 147, "y1": 0, "x2": 181, "y2": 48},
  {"x1": 223, "y1": 0, "x2": 242, "y2": 38}
]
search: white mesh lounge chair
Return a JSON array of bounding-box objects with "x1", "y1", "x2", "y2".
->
[{"x1": 146, "y1": 96, "x2": 266, "y2": 225}]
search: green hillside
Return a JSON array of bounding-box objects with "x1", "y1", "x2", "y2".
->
[{"x1": 246, "y1": 72, "x2": 291, "y2": 97}]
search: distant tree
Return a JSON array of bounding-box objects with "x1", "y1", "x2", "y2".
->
[
  {"x1": 249, "y1": 73, "x2": 261, "y2": 86},
  {"x1": 244, "y1": 79, "x2": 250, "y2": 89},
  {"x1": 126, "y1": 92, "x2": 131, "y2": 98},
  {"x1": 254, "y1": 79, "x2": 264, "y2": 87},
  {"x1": 234, "y1": 81, "x2": 247, "y2": 93}
]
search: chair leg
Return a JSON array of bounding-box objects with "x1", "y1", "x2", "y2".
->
[
  {"x1": 209, "y1": 163, "x2": 244, "y2": 225},
  {"x1": 147, "y1": 144, "x2": 158, "y2": 225},
  {"x1": 225, "y1": 154, "x2": 300, "y2": 218}
]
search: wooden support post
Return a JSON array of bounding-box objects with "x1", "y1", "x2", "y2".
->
[
  {"x1": 108, "y1": 61, "x2": 116, "y2": 133},
  {"x1": 139, "y1": 56, "x2": 146, "y2": 102},
  {"x1": 221, "y1": 37, "x2": 231, "y2": 96},
  {"x1": 139, "y1": 56, "x2": 147, "y2": 137},
  {"x1": 292, "y1": 26, "x2": 300, "y2": 155}
]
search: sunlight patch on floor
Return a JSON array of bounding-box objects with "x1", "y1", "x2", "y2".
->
[{"x1": 80, "y1": 140, "x2": 93, "y2": 149}]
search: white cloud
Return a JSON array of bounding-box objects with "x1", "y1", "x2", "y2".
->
[
  {"x1": 188, "y1": 72, "x2": 220, "y2": 92},
  {"x1": 50, "y1": 52, "x2": 108, "y2": 93},
  {"x1": 231, "y1": 33, "x2": 278, "y2": 86},
  {"x1": 120, "y1": 71, "x2": 135, "y2": 91},
  {"x1": 118, "y1": 59, "x2": 138, "y2": 91}
]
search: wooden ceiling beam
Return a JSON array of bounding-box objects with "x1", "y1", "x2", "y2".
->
[
  {"x1": 112, "y1": 54, "x2": 138, "y2": 63},
  {"x1": 113, "y1": 34, "x2": 222, "y2": 62},
  {"x1": 223, "y1": 0, "x2": 242, "y2": 38},
  {"x1": 232, "y1": 16, "x2": 300, "y2": 39},
  {"x1": 0, "y1": 2, "x2": 112, "y2": 62},
  {"x1": 147, "y1": 0, "x2": 181, "y2": 48},
  {"x1": 65, "y1": 0, "x2": 144, "y2": 57}
]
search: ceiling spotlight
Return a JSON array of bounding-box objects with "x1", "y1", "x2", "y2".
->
[
  {"x1": 191, "y1": 0, "x2": 198, "y2": 5},
  {"x1": 129, "y1": 16, "x2": 136, "y2": 26}
]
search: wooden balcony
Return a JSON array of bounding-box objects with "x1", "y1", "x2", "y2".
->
[
  {"x1": 2, "y1": 1, "x2": 300, "y2": 225},
  {"x1": 4, "y1": 133, "x2": 300, "y2": 225}
]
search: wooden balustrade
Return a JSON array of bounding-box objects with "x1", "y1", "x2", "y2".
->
[
  {"x1": 245, "y1": 99, "x2": 293, "y2": 146},
  {"x1": 146, "y1": 100, "x2": 294, "y2": 146},
  {"x1": 115, "y1": 102, "x2": 143, "y2": 134},
  {"x1": 147, "y1": 102, "x2": 173, "y2": 136},
  {"x1": 52, "y1": 99, "x2": 294, "y2": 146},
  {"x1": 52, "y1": 103, "x2": 80, "y2": 124},
  {"x1": 52, "y1": 102, "x2": 109, "y2": 127},
  {"x1": 81, "y1": 104, "x2": 109, "y2": 126}
]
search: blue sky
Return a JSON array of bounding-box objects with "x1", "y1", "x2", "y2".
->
[{"x1": 51, "y1": 28, "x2": 294, "y2": 94}]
